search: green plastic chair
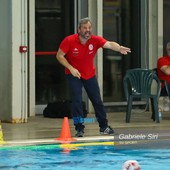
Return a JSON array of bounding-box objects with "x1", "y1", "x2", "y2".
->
[{"x1": 123, "y1": 68, "x2": 161, "y2": 123}]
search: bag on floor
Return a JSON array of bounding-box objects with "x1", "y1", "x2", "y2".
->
[{"x1": 43, "y1": 100, "x2": 88, "y2": 118}]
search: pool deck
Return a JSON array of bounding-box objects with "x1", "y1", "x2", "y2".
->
[{"x1": 1, "y1": 111, "x2": 170, "y2": 146}]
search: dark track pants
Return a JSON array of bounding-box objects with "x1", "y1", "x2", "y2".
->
[{"x1": 67, "y1": 75, "x2": 108, "y2": 130}]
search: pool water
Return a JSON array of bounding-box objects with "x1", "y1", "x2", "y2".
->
[{"x1": 0, "y1": 144, "x2": 170, "y2": 170}]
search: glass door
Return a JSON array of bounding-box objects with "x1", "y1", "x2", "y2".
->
[
  {"x1": 103, "y1": 0, "x2": 123, "y2": 102},
  {"x1": 35, "y1": 0, "x2": 74, "y2": 105}
]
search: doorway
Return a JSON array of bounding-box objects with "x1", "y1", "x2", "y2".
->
[{"x1": 35, "y1": 0, "x2": 74, "y2": 106}]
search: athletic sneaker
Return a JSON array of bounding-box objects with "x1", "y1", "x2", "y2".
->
[
  {"x1": 75, "y1": 131, "x2": 84, "y2": 137},
  {"x1": 100, "y1": 126, "x2": 114, "y2": 135}
]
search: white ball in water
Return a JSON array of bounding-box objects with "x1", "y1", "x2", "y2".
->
[{"x1": 122, "y1": 160, "x2": 141, "y2": 170}]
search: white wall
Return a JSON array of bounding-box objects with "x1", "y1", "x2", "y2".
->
[
  {"x1": 28, "y1": 0, "x2": 36, "y2": 117},
  {"x1": 148, "y1": 0, "x2": 163, "y2": 69},
  {"x1": 0, "y1": 0, "x2": 12, "y2": 121},
  {"x1": 0, "y1": 0, "x2": 32, "y2": 123}
]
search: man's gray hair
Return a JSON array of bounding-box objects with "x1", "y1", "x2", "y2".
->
[{"x1": 78, "y1": 17, "x2": 92, "y2": 28}]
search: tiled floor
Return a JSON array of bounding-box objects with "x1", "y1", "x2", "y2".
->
[{"x1": 1, "y1": 111, "x2": 170, "y2": 144}]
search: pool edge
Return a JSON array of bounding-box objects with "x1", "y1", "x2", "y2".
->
[{"x1": 0, "y1": 135, "x2": 115, "y2": 147}]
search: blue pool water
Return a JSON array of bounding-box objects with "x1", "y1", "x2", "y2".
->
[{"x1": 0, "y1": 144, "x2": 170, "y2": 170}]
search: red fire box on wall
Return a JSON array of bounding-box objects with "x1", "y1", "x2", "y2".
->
[{"x1": 19, "y1": 46, "x2": 28, "y2": 53}]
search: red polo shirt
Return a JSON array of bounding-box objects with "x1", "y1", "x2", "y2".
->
[
  {"x1": 157, "y1": 56, "x2": 170, "y2": 84},
  {"x1": 59, "y1": 34, "x2": 107, "y2": 80}
]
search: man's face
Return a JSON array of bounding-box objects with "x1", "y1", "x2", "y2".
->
[
  {"x1": 167, "y1": 46, "x2": 170, "y2": 56},
  {"x1": 78, "y1": 21, "x2": 92, "y2": 40}
]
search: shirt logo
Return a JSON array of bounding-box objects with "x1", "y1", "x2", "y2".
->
[
  {"x1": 73, "y1": 47, "x2": 79, "y2": 55},
  {"x1": 88, "y1": 44, "x2": 94, "y2": 54},
  {"x1": 89, "y1": 44, "x2": 93, "y2": 50}
]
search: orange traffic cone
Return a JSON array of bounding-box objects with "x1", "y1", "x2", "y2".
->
[{"x1": 56, "y1": 117, "x2": 76, "y2": 142}]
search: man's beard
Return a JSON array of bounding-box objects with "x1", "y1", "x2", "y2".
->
[{"x1": 80, "y1": 31, "x2": 91, "y2": 40}]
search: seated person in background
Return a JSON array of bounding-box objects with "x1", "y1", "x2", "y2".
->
[{"x1": 157, "y1": 42, "x2": 170, "y2": 111}]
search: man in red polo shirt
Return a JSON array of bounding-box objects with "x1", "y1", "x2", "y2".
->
[
  {"x1": 56, "y1": 17, "x2": 131, "y2": 137},
  {"x1": 157, "y1": 42, "x2": 170, "y2": 111}
]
